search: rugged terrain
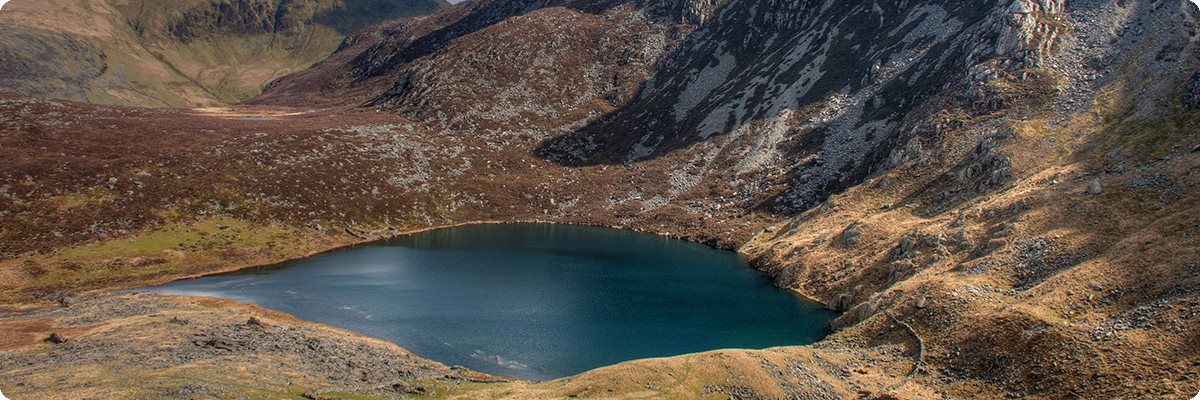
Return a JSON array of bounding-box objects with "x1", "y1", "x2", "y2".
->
[
  {"x1": 0, "y1": 294, "x2": 505, "y2": 398},
  {"x1": 2, "y1": 0, "x2": 1200, "y2": 398},
  {"x1": 0, "y1": 0, "x2": 448, "y2": 107}
]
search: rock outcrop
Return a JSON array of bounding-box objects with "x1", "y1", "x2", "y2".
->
[{"x1": 1184, "y1": 70, "x2": 1200, "y2": 110}]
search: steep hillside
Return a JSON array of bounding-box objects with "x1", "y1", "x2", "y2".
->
[
  {"x1": 222, "y1": 0, "x2": 1200, "y2": 397},
  {"x1": 252, "y1": 0, "x2": 1091, "y2": 219},
  {"x1": 0, "y1": 0, "x2": 448, "y2": 107}
]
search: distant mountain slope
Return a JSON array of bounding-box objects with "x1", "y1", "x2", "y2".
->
[
  {"x1": 251, "y1": 0, "x2": 720, "y2": 109},
  {"x1": 0, "y1": 0, "x2": 448, "y2": 107}
]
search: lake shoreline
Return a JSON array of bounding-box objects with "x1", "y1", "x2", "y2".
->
[
  {"x1": 145, "y1": 223, "x2": 836, "y2": 381},
  {"x1": 4, "y1": 218, "x2": 772, "y2": 313}
]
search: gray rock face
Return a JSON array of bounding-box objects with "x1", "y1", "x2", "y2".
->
[
  {"x1": 830, "y1": 293, "x2": 854, "y2": 312},
  {"x1": 534, "y1": 0, "x2": 1072, "y2": 213},
  {"x1": 899, "y1": 236, "x2": 917, "y2": 256},
  {"x1": 856, "y1": 301, "x2": 879, "y2": 323},
  {"x1": 1184, "y1": 71, "x2": 1200, "y2": 111}
]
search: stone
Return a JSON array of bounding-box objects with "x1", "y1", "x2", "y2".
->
[
  {"x1": 247, "y1": 316, "x2": 265, "y2": 327},
  {"x1": 392, "y1": 382, "x2": 431, "y2": 395},
  {"x1": 302, "y1": 392, "x2": 337, "y2": 400},
  {"x1": 198, "y1": 337, "x2": 240, "y2": 351},
  {"x1": 830, "y1": 293, "x2": 854, "y2": 311},
  {"x1": 842, "y1": 222, "x2": 863, "y2": 246},
  {"x1": 950, "y1": 213, "x2": 967, "y2": 228},
  {"x1": 899, "y1": 236, "x2": 917, "y2": 254},
  {"x1": 857, "y1": 301, "x2": 878, "y2": 322},
  {"x1": 1086, "y1": 178, "x2": 1103, "y2": 195},
  {"x1": 890, "y1": 235, "x2": 918, "y2": 260},
  {"x1": 46, "y1": 333, "x2": 67, "y2": 344},
  {"x1": 1183, "y1": 70, "x2": 1200, "y2": 110},
  {"x1": 889, "y1": 260, "x2": 914, "y2": 282}
]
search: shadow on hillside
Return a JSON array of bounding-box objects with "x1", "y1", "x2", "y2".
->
[
  {"x1": 349, "y1": 0, "x2": 687, "y2": 80},
  {"x1": 314, "y1": 0, "x2": 449, "y2": 35},
  {"x1": 531, "y1": 0, "x2": 996, "y2": 168}
]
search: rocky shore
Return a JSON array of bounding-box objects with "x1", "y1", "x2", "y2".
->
[{"x1": 0, "y1": 294, "x2": 505, "y2": 399}]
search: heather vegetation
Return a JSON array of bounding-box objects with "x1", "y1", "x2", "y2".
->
[{"x1": 1, "y1": 0, "x2": 1199, "y2": 398}]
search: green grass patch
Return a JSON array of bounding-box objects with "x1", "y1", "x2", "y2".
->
[{"x1": 7, "y1": 216, "x2": 299, "y2": 301}]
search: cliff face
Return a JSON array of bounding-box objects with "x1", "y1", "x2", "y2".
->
[
  {"x1": 538, "y1": 0, "x2": 1070, "y2": 210},
  {"x1": 0, "y1": 0, "x2": 448, "y2": 107}
]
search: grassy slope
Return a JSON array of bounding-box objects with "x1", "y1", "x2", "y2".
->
[{"x1": 0, "y1": 0, "x2": 447, "y2": 107}]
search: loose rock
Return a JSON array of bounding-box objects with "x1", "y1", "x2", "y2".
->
[
  {"x1": 842, "y1": 222, "x2": 863, "y2": 246},
  {"x1": 1086, "y1": 178, "x2": 1103, "y2": 195},
  {"x1": 46, "y1": 333, "x2": 68, "y2": 344}
]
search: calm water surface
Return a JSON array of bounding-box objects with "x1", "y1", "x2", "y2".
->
[{"x1": 148, "y1": 224, "x2": 835, "y2": 380}]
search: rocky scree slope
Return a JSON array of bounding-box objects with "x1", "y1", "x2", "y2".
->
[
  {"x1": 258, "y1": 0, "x2": 1083, "y2": 224},
  {"x1": 0, "y1": 0, "x2": 448, "y2": 107},
  {"x1": 253, "y1": 0, "x2": 727, "y2": 111},
  {"x1": 732, "y1": 0, "x2": 1200, "y2": 398}
]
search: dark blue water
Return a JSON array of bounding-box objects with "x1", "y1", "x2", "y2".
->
[{"x1": 147, "y1": 224, "x2": 834, "y2": 380}]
